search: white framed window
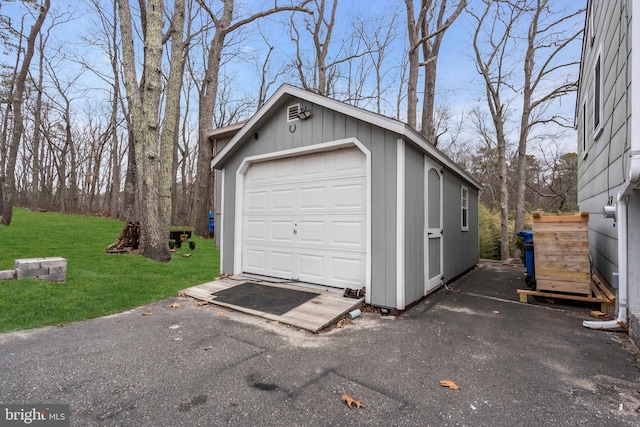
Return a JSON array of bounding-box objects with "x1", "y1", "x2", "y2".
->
[
  {"x1": 461, "y1": 185, "x2": 469, "y2": 231},
  {"x1": 593, "y1": 46, "x2": 603, "y2": 139},
  {"x1": 588, "y1": 4, "x2": 595, "y2": 47},
  {"x1": 582, "y1": 101, "x2": 588, "y2": 159}
]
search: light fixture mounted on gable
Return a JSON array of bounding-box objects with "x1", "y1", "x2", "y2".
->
[{"x1": 296, "y1": 106, "x2": 312, "y2": 120}]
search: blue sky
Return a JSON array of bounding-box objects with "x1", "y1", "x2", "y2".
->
[{"x1": 1, "y1": 0, "x2": 584, "y2": 156}]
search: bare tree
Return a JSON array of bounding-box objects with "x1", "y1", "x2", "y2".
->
[
  {"x1": 290, "y1": 0, "x2": 338, "y2": 96},
  {"x1": 117, "y1": 0, "x2": 173, "y2": 261},
  {"x1": 192, "y1": 0, "x2": 312, "y2": 237},
  {"x1": 403, "y1": 0, "x2": 466, "y2": 142},
  {"x1": 512, "y1": 0, "x2": 584, "y2": 254},
  {"x1": 352, "y1": 11, "x2": 401, "y2": 114},
  {"x1": 469, "y1": 0, "x2": 522, "y2": 260},
  {"x1": 159, "y1": 0, "x2": 187, "y2": 232},
  {"x1": 84, "y1": 0, "x2": 127, "y2": 219},
  {"x1": 1, "y1": 0, "x2": 50, "y2": 225}
]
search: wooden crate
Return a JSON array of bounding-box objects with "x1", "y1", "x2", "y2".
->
[{"x1": 532, "y1": 212, "x2": 591, "y2": 295}]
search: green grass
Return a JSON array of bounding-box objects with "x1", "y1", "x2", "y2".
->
[{"x1": 0, "y1": 208, "x2": 219, "y2": 333}]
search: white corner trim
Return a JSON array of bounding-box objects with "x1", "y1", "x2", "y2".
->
[
  {"x1": 219, "y1": 169, "x2": 225, "y2": 274},
  {"x1": 233, "y1": 137, "x2": 372, "y2": 295},
  {"x1": 396, "y1": 139, "x2": 406, "y2": 310},
  {"x1": 364, "y1": 141, "x2": 372, "y2": 305},
  {"x1": 233, "y1": 168, "x2": 244, "y2": 275}
]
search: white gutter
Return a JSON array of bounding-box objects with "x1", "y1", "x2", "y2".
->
[{"x1": 584, "y1": 2, "x2": 640, "y2": 330}]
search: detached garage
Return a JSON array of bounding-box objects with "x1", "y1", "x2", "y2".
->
[{"x1": 211, "y1": 84, "x2": 480, "y2": 311}]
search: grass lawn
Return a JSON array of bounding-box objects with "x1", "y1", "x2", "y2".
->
[{"x1": 0, "y1": 208, "x2": 219, "y2": 333}]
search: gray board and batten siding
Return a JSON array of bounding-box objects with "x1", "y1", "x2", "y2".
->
[{"x1": 210, "y1": 84, "x2": 480, "y2": 310}]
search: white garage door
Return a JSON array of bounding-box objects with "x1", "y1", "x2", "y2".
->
[{"x1": 242, "y1": 147, "x2": 366, "y2": 288}]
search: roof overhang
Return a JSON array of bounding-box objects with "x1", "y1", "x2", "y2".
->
[{"x1": 206, "y1": 121, "x2": 247, "y2": 141}]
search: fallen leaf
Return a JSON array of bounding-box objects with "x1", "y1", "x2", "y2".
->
[
  {"x1": 142, "y1": 311, "x2": 153, "y2": 316},
  {"x1": 336, "y1": 318, "x2": 351, "y2": 328},
  {"x1": 169, "y1": 302, "x2": 181, "y2": 308},
  {"x1": 204, "y1": 346, "x2": 213, "y2": 351},
  {"x1": 182, "y1": 253, "x2": 192, "y2": 257},
  {"x1": 342, "y1": 394, "x2": 365, "y2": 409},
  {"x1": 195, "y1": 301, "x2": 209, "y2": 307},
  {"x1": 217, "y1": 310, "x2": 225, "y2": 316},
  {"x1": 492, "y1": 310, "x2": 500, "y2": 315},
  {"x1": 439, "y1": 380, "x2": 459, "y2": 390},
  {"x1": 271, "y1": 320, "x2": 280, "y2": 326}
]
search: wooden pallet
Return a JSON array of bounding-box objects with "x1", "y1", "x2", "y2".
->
[{"x1": 518, "y1": 273, "x2": 616, "y2": 314}]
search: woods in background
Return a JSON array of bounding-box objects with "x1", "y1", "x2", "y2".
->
[{"x1": 0, "y1": 0, "x2": 584, "y2": 261}]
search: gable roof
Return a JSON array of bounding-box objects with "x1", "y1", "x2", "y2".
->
[{"x1": 210, "y1": 84, "x2": 481, "y2": 189}]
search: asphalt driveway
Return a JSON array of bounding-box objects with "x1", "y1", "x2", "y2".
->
[{"x1": 1, "y1": 262, "x2": 639, "y2": 426}]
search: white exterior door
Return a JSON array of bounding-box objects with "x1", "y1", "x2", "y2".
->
[
  {"x1": 425, "y1": 158, "x2": 443, "y2": 294},
  {"x1": 241, "y1": 147, "x2": 366, "y2": 288}
]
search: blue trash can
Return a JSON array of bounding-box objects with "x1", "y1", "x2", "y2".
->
[
  {"x1": 517, "y1": 230, "x2": 535, "y2": 288},
  {"x1": 208, "y1": 211, "x2": 215, "y2": 234}
]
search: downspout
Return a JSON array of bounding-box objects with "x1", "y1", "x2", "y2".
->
[
  {"x1": 584, "y1": 1, "x2": 640, "y2": 330},
  {"x1": 583, "y1": 157, "x2": 640, "y2": 330}
]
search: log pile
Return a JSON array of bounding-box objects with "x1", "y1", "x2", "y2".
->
[{"x1": 106, "y1": 221, "x2": 140, "y2": 253}]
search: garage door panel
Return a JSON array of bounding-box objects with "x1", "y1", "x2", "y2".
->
[
  {"x1": 246, "y1": 190, "x2": 268, "y2": 211},
  {"x1": 270, "y1": 251, "x2": 293, "y2": 275},
  {"x1": 333, "y1": 183, "x2": 365, "y2": 209},
  {"x1": 272, "y1": 189, "x2": 294, "y2": 210},
  {"x1": 301, "y1": 154, "x2": 328, "y2": 176},
  {"x1": 299, "y1": 254, "x2": 325, "y2": 280},
  {"x1": 242, "y1": 147, "x2": 366, "y2": 287},
  {"x1": 332, "y1": 256, "x2": 364, "y2": 285},
  {"x1": 335, "y1": 148, "x2": 365, "y2": 172},
  {"x1": 245, "y1": 249, "x2": 266, "y2": 271},
  {"x1": 247, "y1": 162, "x2": 269, "y2": 182},
  {"x1": 300, "y1": 187, "x2": 325, "y2": 209},
  {"x1": 274, "y1": 158, "x2": 295, "y2": 179},
  {"x1": 333, "y1": 221, "x2": 365, "y2": 247},
  {"x1": 298, "y1": 221, "x2": 325, "y2": 244},
  {"x1": 271, "y1": 221, "x2": 294, "y2": 242},
  {"x1": 245, "y1": 220, "x2": 268, "y2": 241}
]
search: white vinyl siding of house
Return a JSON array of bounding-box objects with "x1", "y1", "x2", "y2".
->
[{"x1": 578, "y1": 0, "x2": 637, "y2": 315}]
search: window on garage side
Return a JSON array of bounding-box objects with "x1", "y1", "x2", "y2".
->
[{"x1": 461, "y1": 185, "x2": 469, "y2": 231}]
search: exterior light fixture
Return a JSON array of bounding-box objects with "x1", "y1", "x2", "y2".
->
[{"x1": 297, "y1": 107, "x2": 312, "y2": 120}]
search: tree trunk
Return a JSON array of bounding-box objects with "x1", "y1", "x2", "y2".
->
[
  {"x1": 109, "y1": 0, "x2": 122, "y2": 219},
  {"x1": 194, "y1": 5, "x2": 231, "y2": 237},
  {"x1": 404, "y1": 0, "x2": 466, "y2": 134},
  {"x1": 31, "y1": 34, "x2": 46, "y2": 212},
  {"x1": 160, "y1": 0, "x2": 186, "y2": 233},
  {"x1": 123, "y1": 131, "x2": 136, "y2": 221},
  {"x1": 1, "y1": 0, "x2": 50, "y2": 225},
  {"x1": 117, "y1": 0, "x2": 170, "y2": 261},
  {"x1": 140, "y1": 0, "x2": 169, "y2": 261},
  {"x1": 404, "y1": 0, "x2": 419, "y2": 129}
]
